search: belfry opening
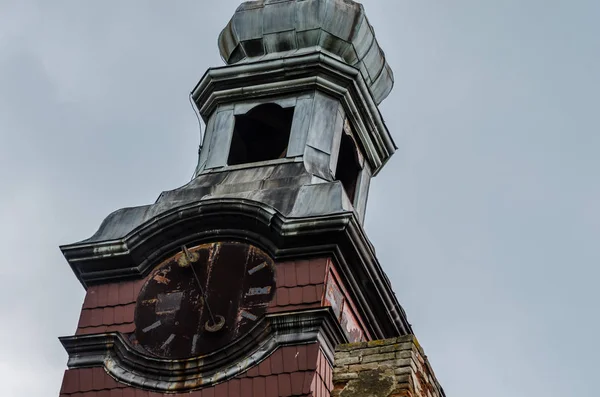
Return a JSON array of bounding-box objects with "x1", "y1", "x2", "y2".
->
[{"x1": 228, "y1": 103, "x2": 293, "y2": 166}]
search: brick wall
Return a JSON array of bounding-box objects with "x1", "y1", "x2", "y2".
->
[{"x1": 332, "y1": 336, "x2": 445, "y2": 397}]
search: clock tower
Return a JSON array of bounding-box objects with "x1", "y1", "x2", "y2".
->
[{"x1": 58, "y1": 1, "x2": 426, "y2": 396}]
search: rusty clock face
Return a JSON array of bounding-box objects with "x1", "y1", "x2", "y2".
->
[{"x1": 134, "y1": 242, "x2": 276, "y2": 359}]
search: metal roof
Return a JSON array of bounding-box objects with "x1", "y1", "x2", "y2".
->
[{"x1": 218, "y1": 0, "x2": 394, "y2": 105}]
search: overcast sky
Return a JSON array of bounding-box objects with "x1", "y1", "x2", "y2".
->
[{"x1": 0, "y1": 1, "x2": 598, "y2": 396}]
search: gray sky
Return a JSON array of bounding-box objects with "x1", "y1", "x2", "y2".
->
[{"x1": 0, "y1": 1, "x2": 598, "y2": 396}]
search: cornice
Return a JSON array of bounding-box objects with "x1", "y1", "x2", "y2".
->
[
  {"x1": 61, "y1": 198, "x2": 412, "y2": 339},
  {"x1": 60, "y1": 309, "x2": 345, "y2": 392}
]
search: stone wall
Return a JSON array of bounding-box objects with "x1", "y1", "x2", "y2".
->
[{"x1": 332, "y1": 335, "x2": 445, "y2": 397}]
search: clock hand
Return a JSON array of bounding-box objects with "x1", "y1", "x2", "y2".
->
[{"x1": 179, "y1": 246, "x2": 225, "y2": 332}]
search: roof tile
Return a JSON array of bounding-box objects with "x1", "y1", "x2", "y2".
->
[
  {"x1": 92, "y1": 367, "x2": 106, "y2": 390},
  {"x1": 289, "y1": 287, "x2": 303, "y2": 305},
  {"x1": 84, "y1": 286, "x2": 99, "y2": 309},
  {"x1": 61, "y1": 370, "x2": 79, "y2": 394},
  {"x1": 97, "y1": 285, "x2": 109, "y2": 308},
  {"x1": 133, "y1": 279, "x2": 145, "y2": 297},
  {"x1": 315, "y1": 284, "x2": 324, "y2": 303},
  {"x1": 102, "y1": 307, "x2": 115, "y2": 326},
  {"x1": 119, "y1": 282, "x2": 135, "y2": 305},
  {"x1": 270, "y1": 348, "x2": 284, "y2": 374},
  {"x1": 253, "y1": 377, "x2": 266, "y2": 397},
  {"x1": 290, "y1": 372, "x2": 305, "y2": 396},
  {"x1": 295, "y1": 260, "x2": 311, "y2": 286},
  {"x1": 306, "y1": 344, "x2": 319, "y2": 370},
  {"x1": 276, "y1": 288, "x2": 289, "y2": 306},
  {"x1": 302, "y1": 372, "x2": 314, "y2": 394},
  {"x1": 296, "y1": 345, "x2": 308, "y2": 370},
  {"x1": 276, "y1": 264, "x2": 285, "y2": 288},
  {"x1": 228, "y1": 378, "x2": 241, "y2": 397},
  {"x1": 103, "y1": 371, "x2": 119, "y2": 390},
  {"x1": 110, "y1": 389, "x2": 124, "y2": 397},
  {"x1": 309, "y1": 259, "x2": 327, "y2": 285},
  {"x1": 78, "y1": 310, "x2": 93, "y2": 329},
  {"x1": 90, "y1": 308, "x2": 103, "y2": 327},
  {"x1": 246, "y1": 364, "x2": 260, "y2": 378},
  {"x1": 265, "y1": 375, "x2": 279, "y2": 397},
  {"x1": 277, "y1": 374, "x2": 292, "y2": 397},
  {"x1": 108, "y1": 323, "x2": 135, "y2": 334},
  {"x1": 302, "y1": 285, "x2": 317, "y2": 303},
  {"x1": 79, "y1": 368, "x2": 94, "y2": 392},
  {"x1": 107, "y1": 283, "x2": 120, "y2": 307},
  {"x1": 259, "y1": 357, "x2": 271, "y2": 376},
  {"x1": 122, "y1": 389, "x2": 135, "y2": 397},
  {"x1": 241, "y1": 378, "x2": 253, "y2": 397},
  {"x1": 282, "y1": 347, "x2": 299, "y2": 373},
  {"x1": 214, "y1": 382, "x2": 228, "y2": 397},
  {"x1": 283, "y1": 263, "x2": 297, "y2": 287}
]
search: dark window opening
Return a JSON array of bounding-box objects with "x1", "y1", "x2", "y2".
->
[
  {"x1": 228, "y1": 103, "x2": 293, "y2": 166},
  {"x1": 335, "y1": 132, "x2": 362, "y2": 203}
]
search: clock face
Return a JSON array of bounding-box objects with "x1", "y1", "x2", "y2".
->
[{"x1": 134, "y1": 242, "x2": 276, "y2": 359}]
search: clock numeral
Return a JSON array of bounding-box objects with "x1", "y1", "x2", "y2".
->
[
  {"x1": 161, "y1": 334, "x2": 175, "y2": 350},
  {"x1": 240, "y1": 310, "x2": 258, "y2": 321},
  {"x1": 248, "y1": 262, "x2": 268, "y2": 275},
  {"x1": 191, "y1": 334, "x2": 200, "y2": 353},
  {"x1": 142, "y1": 320, "x2": 162, "y2": 333},
  {"x1": 246, "y1": 286, "x2": 272, "y2": 296}
]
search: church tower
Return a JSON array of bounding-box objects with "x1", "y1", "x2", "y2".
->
[{"x1": 58, "y1": 1, "x2": 441, "y2": 396}]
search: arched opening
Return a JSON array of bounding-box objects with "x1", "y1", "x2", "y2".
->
[
  {"x1": 335, "y1": 132, "x2": 362, "y2": 203},
  {"x1": 228, "y1": 103, "x2": 293, "y2": 166}
]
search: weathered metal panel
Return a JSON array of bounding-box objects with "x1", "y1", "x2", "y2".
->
[
  {"x1": 195, "y1": 112, "x2": 217, "y2": 173},
  {"x1": 370, "y1": 63, "x2": 394, "y2": 106},
  {"x1": 340, "y1": 301, "x2": 364, "y2": 343},
  {"x1": 363, "y1": 38, "x2": 384, "y2": 82},
  {"x1": 233, "y1": 97, "x2": 297, "y2": 115},
  {"x1": 352, "y1": 14, "x2": 372, "y2": 59},
  {"x1": 306, "y1": 92, "x2": 339, "y2": 154},
  {"x1": 303, "y1": 145, "x2": 331, "y2": 180},
  {"x1": 295, "y1": 0, "x2": 326, "y2": 32},
  {"x1": 354, "y1": 165, "x2": 372, "y2": 223},
  {"x1": 263, "y1": 0, "x2": 296, "y2": 34},
  {"x1": 287, "y1": 97, "x2": 314, "y2": 157},
  {"x1": 234, "y1": 9, "x2": 264, "y2": 41},
  {"x1": 328, "y1": 109, "x2": 345, "y2": 176},
  {"x1": 319, "y1": 31, "x2": 351, "y2": 57},
  {"x1": 263, "y1": 31, "x2": 298, "y2": 53},
  {"x1": 241, "y1": 38, "x2": 265, "y2": 58},
  {"x1": 218, "y1": 20, "x2": 238, "y2": 60},
  {"x1": 205, "y1": 110, "x2": 234, "y2": 169},
  {"x1": 322, "y1": 0, "x2": 361, "y2": 40},
  {"x1": 290, "y1": 183, "x2": 346, "y2": 217},
  {"x1": 296, "y1": 28, "x2": 322, "y2": 48}
]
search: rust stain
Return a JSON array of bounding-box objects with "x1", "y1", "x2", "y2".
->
[{"x1": 153, "y1": 275, "x2": 170, "y2": 285}]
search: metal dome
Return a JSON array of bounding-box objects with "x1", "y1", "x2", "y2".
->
[{"x1": 218, "y1": 0, "x2": 394, "y2": 104}]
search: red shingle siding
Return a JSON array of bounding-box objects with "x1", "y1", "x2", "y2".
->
[
  {"x1": 268, "y1": 258, "x2": 328, "y2": 313},
  {"x1": 60, "y1": 344, "x2": 328, "y2": 397},
  {"x1": 76, "y1": 259, "x2": 331, "y2": 336},
  {"x1": 77, "y1": 280, "x2": 144, "y2": 335}
]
